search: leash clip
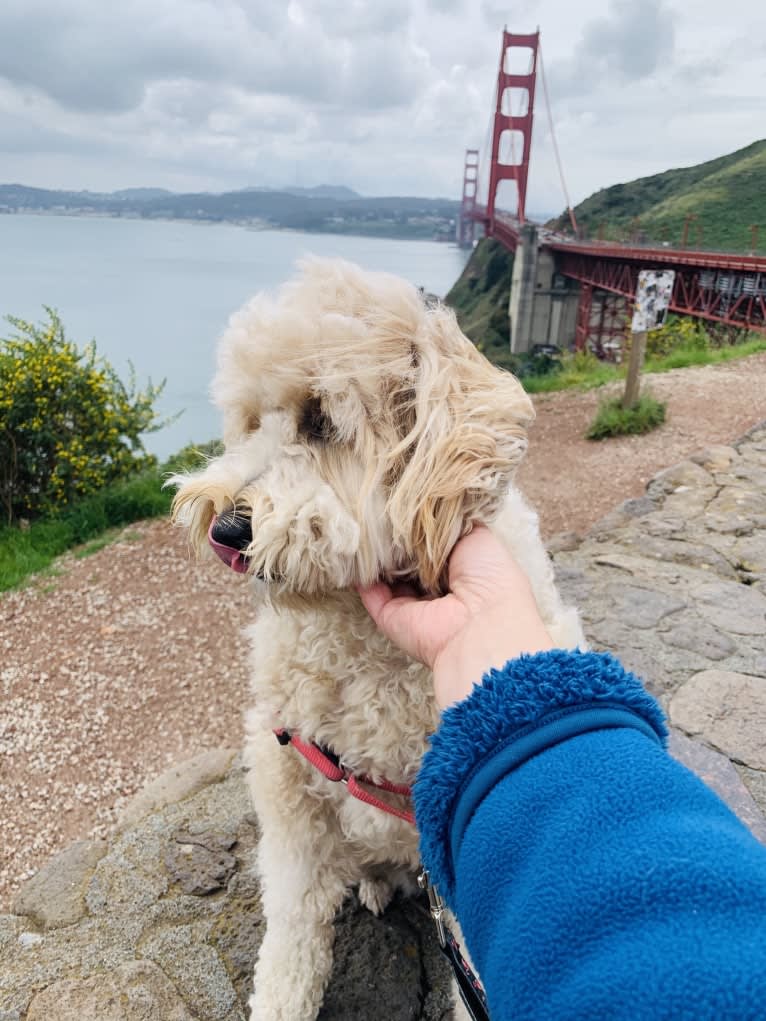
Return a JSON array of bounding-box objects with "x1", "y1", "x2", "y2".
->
[
  {"x1": 418, "y1": 868, "x2": 447, "y2": 948},
  {"x1": 418, "y1": 868, "x2": 491, "y2": 1021}
]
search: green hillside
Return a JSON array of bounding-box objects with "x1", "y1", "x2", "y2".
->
[
  {"x1": 445, "y1": 239, "x2": 515, "y2": 368},
  {"x1": 549, "y1": 139, "x2": 766, "y2": 252}
]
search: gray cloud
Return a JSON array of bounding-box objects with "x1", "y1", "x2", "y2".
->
[
  {"x1": 0, "y1": 0, "x2": 761, "y2": 209},
  {"x1": 547, "y1": 0, "x2": 676, "y2": 99}
]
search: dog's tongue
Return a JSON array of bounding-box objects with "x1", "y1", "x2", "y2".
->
[{"x1": 207, "y1": 516, "x2": 251, "y2": 575}]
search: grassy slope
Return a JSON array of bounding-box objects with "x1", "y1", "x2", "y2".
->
[
  {"x1": 549, "y1": 139, "x2": 766, "y2": 251},
  {"x1": 445, "y1": 239, "x2": 515, "y2": 368}
]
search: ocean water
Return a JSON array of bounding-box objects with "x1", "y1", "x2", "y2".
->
[{"x1": 0, "y1": 214, "x2": 469, "y2": 459}]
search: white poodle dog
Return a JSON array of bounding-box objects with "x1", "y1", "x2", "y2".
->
[{"x1": 172, "y1": 258, "x2": 584, "y2": 1020}]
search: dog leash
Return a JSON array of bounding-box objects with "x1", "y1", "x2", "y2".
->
[
  {"x1": 418, "y1": 869, "x2": 491, "y2": 1021},
  {"x1": 274, "y1": 729, "x2": 491, "y2": 1020}
]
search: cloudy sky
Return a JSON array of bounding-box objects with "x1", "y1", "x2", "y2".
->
[{"x1": 0, "y1": 0, "x2": 763, "y2": 215}]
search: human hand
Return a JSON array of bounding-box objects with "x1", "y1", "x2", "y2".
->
[{"x1": 357, "y1": 526, "x2": 552, "y2": 709}]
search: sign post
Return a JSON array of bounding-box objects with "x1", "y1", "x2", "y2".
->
[{"x1": 623, "y1": 270, "x2": 675, "y2": 410}]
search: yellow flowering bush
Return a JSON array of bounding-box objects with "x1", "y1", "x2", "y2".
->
[{"x1": 0, "y1": 309, "x2": 164, "y2": 524}]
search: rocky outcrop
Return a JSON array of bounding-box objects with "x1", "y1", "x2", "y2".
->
[
  {"x1": 2, "y1": 423, "x2": 766, "y2": 1020},
  {"x1": 552, "y1": 422, "x2": 766, "y2": 838},
  {"x1": 0, "y1": 750, "x2": 453, "y2": 1021}
]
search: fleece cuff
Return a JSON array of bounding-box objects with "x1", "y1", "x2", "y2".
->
[{"x1": 413, "y1": 650, "x2": 667, "y2": 904}]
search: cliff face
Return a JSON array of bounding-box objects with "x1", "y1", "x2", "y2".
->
[{"x1": 445, "y1": 239, "x2": 515, "y2": 369}]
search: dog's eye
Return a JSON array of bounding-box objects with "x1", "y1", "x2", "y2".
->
[{"x1": 299, "y1": 397, "x2": 332, "y2": 441}]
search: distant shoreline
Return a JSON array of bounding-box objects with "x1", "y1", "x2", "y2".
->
[{"x1": 0, "y1": 206, "x2": 457, "y2": 245}]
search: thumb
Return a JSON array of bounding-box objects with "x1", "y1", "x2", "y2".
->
[
  {"x1": 356, "y1": 581, "x2": 394, "y2": 628},
  {"x1": 357, "y1": 582, "x2": 424, "y2": 660}
]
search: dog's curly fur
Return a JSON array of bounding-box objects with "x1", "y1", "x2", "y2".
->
[{"x1": 172, "y1": 259, "x2": 584, "y2": 1020}]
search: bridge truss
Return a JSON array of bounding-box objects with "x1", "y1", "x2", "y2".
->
[{"x1": 557, "y1": 244, "x2": 766, "y2": 340}]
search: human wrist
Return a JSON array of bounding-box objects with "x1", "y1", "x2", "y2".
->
[{"x1": 433, "y1": 606, "x2": 553, "y2": 710}]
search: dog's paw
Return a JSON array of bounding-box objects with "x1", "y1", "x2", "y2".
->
[{"x1": 358, "y1": 876, "x2": 394, "y2": 917}]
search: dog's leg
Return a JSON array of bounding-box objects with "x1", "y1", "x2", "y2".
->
[{"x1": 249, "y1": 826, "x2": 347, "y2": 1021}]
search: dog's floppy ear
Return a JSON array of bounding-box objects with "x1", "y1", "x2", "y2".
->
[{"x1": 387, "y1": 306, "x2": 533, "y2": 593}]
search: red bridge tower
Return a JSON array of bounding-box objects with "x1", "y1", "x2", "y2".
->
[{"x1": 487, "y1": 30, "x2": 539, "y2": 228}]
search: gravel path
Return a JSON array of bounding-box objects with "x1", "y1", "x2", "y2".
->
[{"x1": 2, "y1": 351, "x2": 765, "y2": 907}]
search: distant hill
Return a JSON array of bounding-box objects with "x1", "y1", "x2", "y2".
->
[
  {"x1": 111, "y1": 187, "x2": 173, "y2": 201},
  {"x1": 549, "y1": 139, "x2": 766, "y2": 252},
  {"x1": 0, "y1": 183, "x2": 456, "y2": 241},
  {"x1": 283, "y1": 185, "x2": 361, "y2": 200}
]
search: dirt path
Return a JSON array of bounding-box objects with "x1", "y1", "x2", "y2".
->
[{"x1": 2, "y1": 352, "x2": 765, "y2": 906}]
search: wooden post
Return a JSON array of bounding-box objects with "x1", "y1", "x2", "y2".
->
[{"x1": 622, "y1": 330, "x2": 646, "y2": 410}]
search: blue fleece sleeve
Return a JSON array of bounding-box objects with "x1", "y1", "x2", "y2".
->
[{"x1": 414, "y1": 650, "x2": 766, "y2": 1021}]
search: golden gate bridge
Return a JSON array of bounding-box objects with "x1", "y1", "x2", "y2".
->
[{"x1": 458, "y1": 30, "x2": 766, "y2": 353}]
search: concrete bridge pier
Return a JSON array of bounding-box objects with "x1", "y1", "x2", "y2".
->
[{"x1": 508, "y1": 226, "x2": 580, "y2": 354}]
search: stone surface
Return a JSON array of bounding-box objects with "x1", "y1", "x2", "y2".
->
[
  {"x1": 690, "y1": 445, "x2": 739, "y2": 472},
  {"x1": 164, "y1": 829, "x2": 238, "y2": 896},
  {"x1": 545, "y1": 531, "x2": 581, "y2": 554},
  {"x1": 11, "y1": 840, "x2": 107, "y2": 930},
  {"x1": 3, "y1": 421, "x2": 766, "y2": 1020},
  {"x1": 668, "y1": 730, "x2": 766, "y2": 844},
  {"x1": 602, "y1": 582, "x2": 686, "y2": 629},
  {"x1": 669, "y1": 670, "x2": 766, "y2": 770},
  {"x1": 25, "y1": 961, "x2": 194, "y2": 1021},
  {"x1": 117, "y1": 748, "x2": 238, "y2": 831},
  {"x1": 691, "y1": 580, "x2": 766, "y2": 636},
  {"x1": 660, "y1": 620, "x2": 737, "y2": 662}
]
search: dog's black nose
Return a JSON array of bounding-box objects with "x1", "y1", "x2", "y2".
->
[{"x1": 210, "y1": 512, "x2": 253, "y2": 551}]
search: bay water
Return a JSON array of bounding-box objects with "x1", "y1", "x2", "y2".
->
[{"x1": 0, "y1": 214, "x2": 468, "y2": 459}]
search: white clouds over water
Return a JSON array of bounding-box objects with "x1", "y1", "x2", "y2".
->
[{"x1": 0, "y1": 0, "x2": 763, "y2": 212}]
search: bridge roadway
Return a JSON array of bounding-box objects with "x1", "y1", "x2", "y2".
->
[{"x1": 472, "y1": 207, "x2": 766, "y2": 339}]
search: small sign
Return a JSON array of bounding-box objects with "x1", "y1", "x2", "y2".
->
[{"x1": 631, "y1": 270, "x2": 675, "y2": 332}]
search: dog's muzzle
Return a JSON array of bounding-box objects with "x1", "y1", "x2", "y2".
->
[{"x1": 208, "y1": 513, "x2": 253, "y2": 574}]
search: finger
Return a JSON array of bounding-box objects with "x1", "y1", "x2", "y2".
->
[{"x1": 356, "y1": 581, "x2": 394, "y2": 626}]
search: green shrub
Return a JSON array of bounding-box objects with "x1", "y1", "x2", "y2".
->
[
  {"x1": 645, "y1": 316, "x2": 709, "y2": 359},
  {"x1": 0, "y1": 441, "x2": 225, "y2": 592},
  {"x1": 0, "y1": 309, "x2": 165, "y2": 525},
  {"x1": 161, "y1": 439, "x2": 224, "y2": 477},
  {"x1": 586, "y1": 393, "x2": 667, "y2": 440}
]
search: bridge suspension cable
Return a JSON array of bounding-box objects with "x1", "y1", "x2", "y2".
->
[{"x1": 538, "y1": 40, "x2": 578, "y2": 236}]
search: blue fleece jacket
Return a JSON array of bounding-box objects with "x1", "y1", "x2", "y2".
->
[{"x1": 413, "y1": 650, "x2": 766, "y2": 1020}]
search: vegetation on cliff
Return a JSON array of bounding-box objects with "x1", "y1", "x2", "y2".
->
[
  {"x1": 548, "y1": 139, "x2": 766, "y2": 252},
  {"x1": 445, "y1": 239, "x2": 515, "y2": 369}
]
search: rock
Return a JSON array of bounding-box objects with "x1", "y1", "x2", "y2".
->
[
  {"x1": 25, "y1": 961, "x2": 194, "y2": 1021},
  {"x1": 318, "y1": 895, "x2": 452, "y2": 1021},
  {"x1": 707, "y1": 486, "x2": 766, "y2": 520},
  {"x1": 545, "y1": 531, "x2": 581, "y2": 554},
  {"x1": 618, "y1": 496, "x2": 657, "y2": 518},
  {"x1": 603, "y1": 582, "x2": 686, "y2": 629},
  {"x1": 164, "y1": 828, "x2": 238, "y2": 896},
  {"x1": 644, "y1": 515, "x2": 687, "y2": 538},
  {"x1": 646, "y1": 459, "x2": 715, "y2": 498},
  {"x1": 692, "y1": 580, "x2": 766, "y2": 636},
  {"x1": 140, "y1": 924, "x2": 238, "y2": 1021},
  {"x1": 738, "y1": 765, "x2": 766, "y2": 821},
  {"x1": 588, "y1": 508, "x2": 632, "y2": 537},
  {"x1": 209, "y1": 872, "x2": 264, "y2": 1005},
  {"x1": 86, "y1": 851, "x2": 169, "y2": 916},
  {"x1": 660, "y1": 620, "x2": 737, "y2": 662},
  {"x1": 12, "y1": 840, "x2": 107, "y2": 930},
  {"x1": 690, "y1": 445, "x2": 739, "y2": 472},
  {"x1": 733, "y1": 533, "x2": 766, "y2": 574},
  {"x1": 118, "y1": 748, "x2": 238, "y2": 830},
  {"x1": 668, "y1": 730, "x2": 766, "y2": 844},
  {"x1": 612, "y1": 534, "x2": 738, "y2": 579},
  {"x1": 669, "y1": 670, "x2": 766, "y2": 770}
]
